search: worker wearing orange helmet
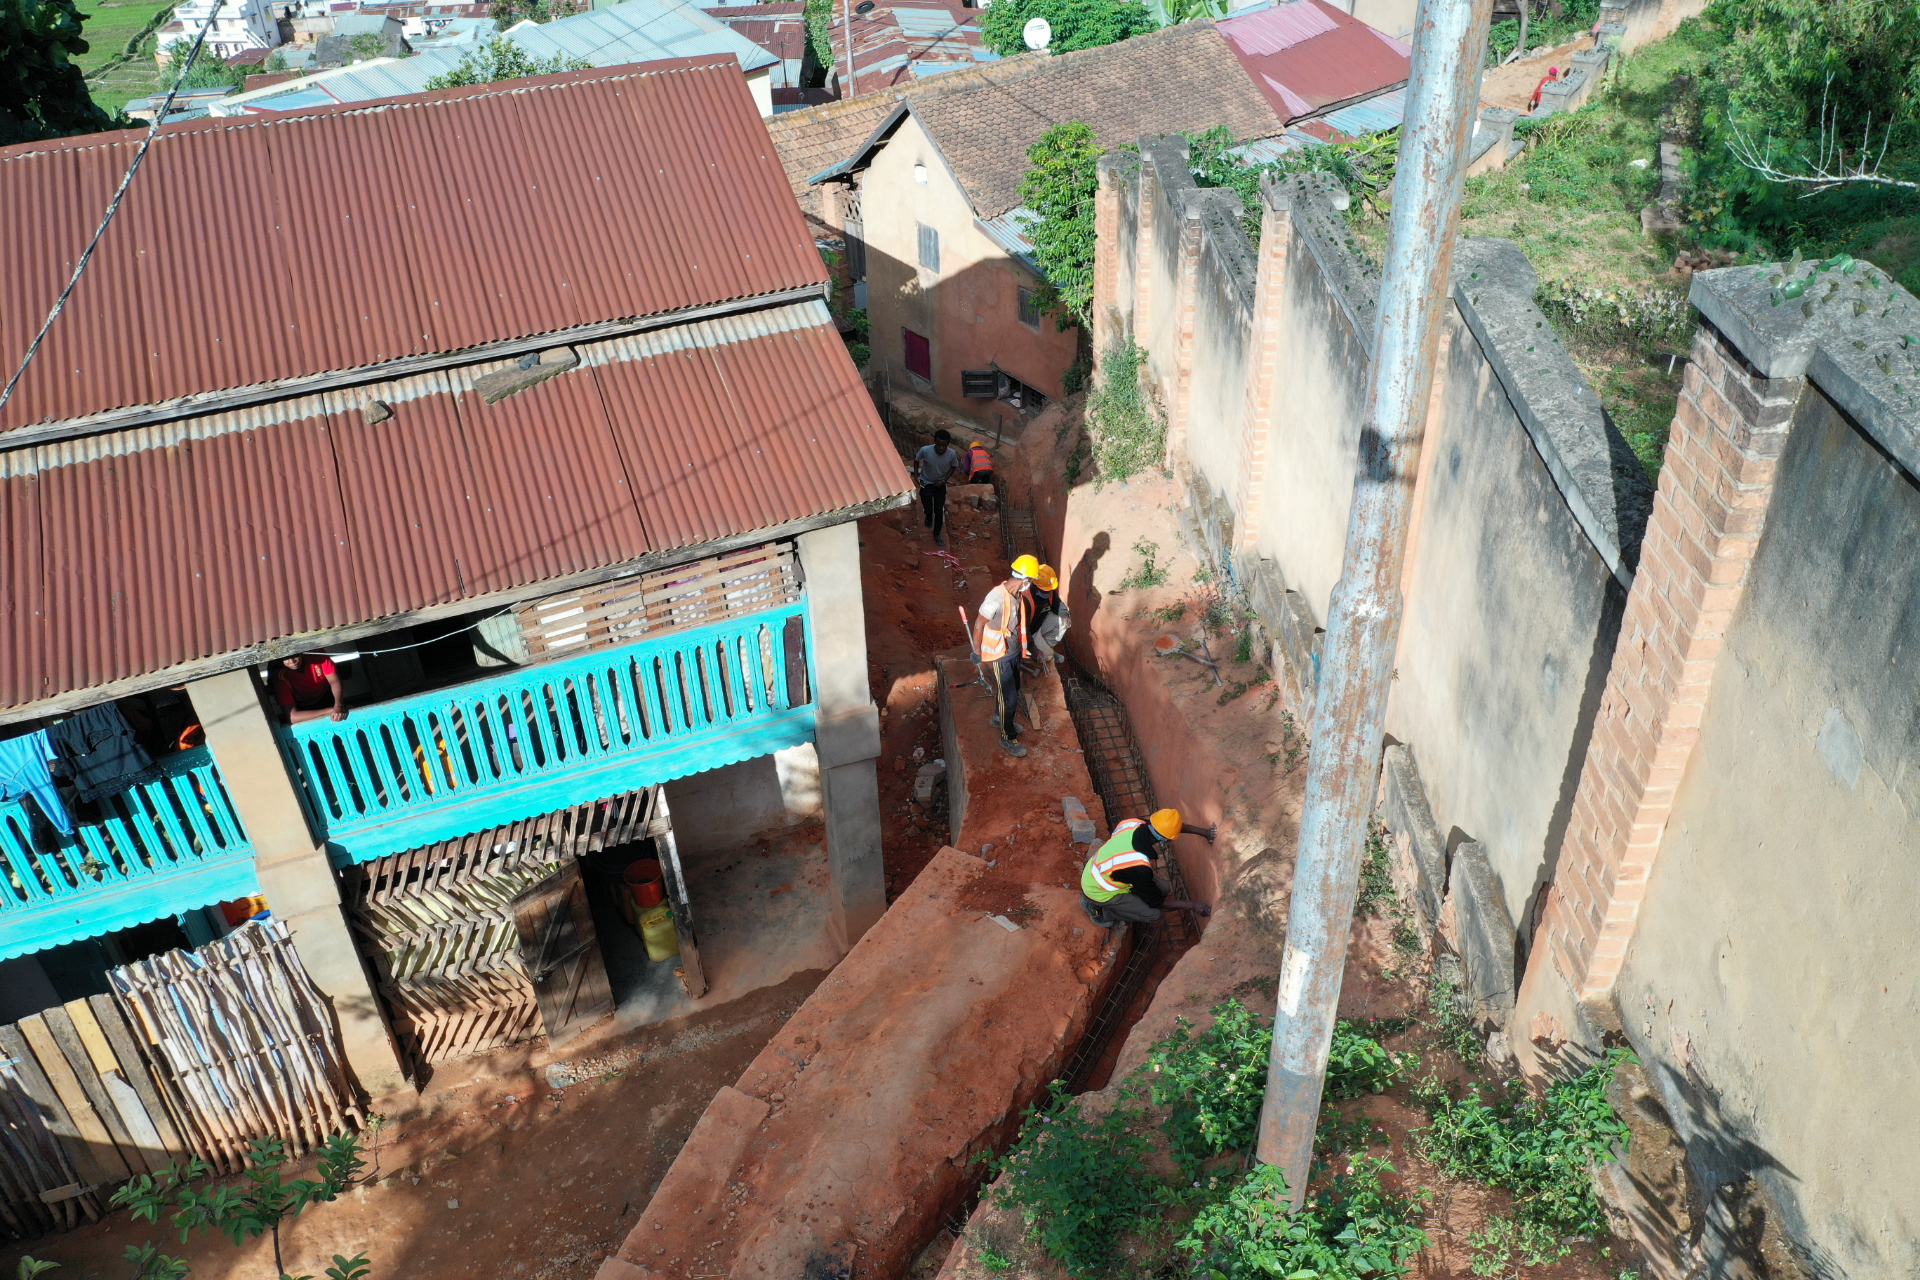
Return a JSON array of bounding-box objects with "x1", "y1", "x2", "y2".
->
[
  {"x1": 1028, "y1": 563, "x2": 1070, "y2": 666},
  {"x1": 971, "y1": 554, "x2": 1040, "y2": 757},
  {"x1": 1079, "y1": 808, "x2": 1215, "y2": 927}
]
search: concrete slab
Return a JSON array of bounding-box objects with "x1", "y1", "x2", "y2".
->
[{"x1": 600, "y1": 847, "x2": 1121, "y2": 1278}]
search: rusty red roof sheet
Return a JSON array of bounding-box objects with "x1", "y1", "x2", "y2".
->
[
  {"x1": 0, "y1": 302, "x2": 907, "y2": 713},
  {"x1": 0, "y1": 58, "x2": 825, "y2": 438},
  {"x1": 1217, "y1": 0, "x2": 1410, "y2": 122}
]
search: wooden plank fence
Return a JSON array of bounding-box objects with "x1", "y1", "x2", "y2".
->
[
  {"x1": 343, "y1": 788, "x2": 665, "y2": 1074},
  {"x1": 513, "y1": 541, "x2": 801, "y2": 663},
  {"x1": 0, "y1": 922, "x2": 359, "y2": 1242}
]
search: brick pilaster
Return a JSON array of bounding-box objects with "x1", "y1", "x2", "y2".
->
[
  {"x1": 1090, "y1": 164, "x2": 1121, "y2": 365},
  {"x1": 1131, "y1": 157, "x2": 1158, "y2": 358},
  {"x1": 1524, "y1": 320, "x2": 1801, "y2": 1002},
  {"x1": 1164, "y1": 199, "x2": 1204, "y2": 465},
  {"x1": 1233, "y1": 189, "x2": 1291, "y2": 553}
]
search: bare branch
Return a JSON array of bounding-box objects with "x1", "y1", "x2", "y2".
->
[{"x1": 1725, "y1": 72, "x2": 1918, "y2": 197}]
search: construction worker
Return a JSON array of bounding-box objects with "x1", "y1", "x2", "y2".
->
[
  {"x1": 1080, "y1": 809, "x2": 1215, "y2": 928},
  {"x1": 1029, "y1": 564, "x2": 1070, "y2": 665},
  {"x1": 963, "y1": 440, "x2": 995, "y2": 485},
  {"x1": 971, "y1": 554, "x2": 1039, "y2": 757}
]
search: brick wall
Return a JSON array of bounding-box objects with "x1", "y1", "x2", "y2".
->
[{"x1": 1526, "y1": 320, "x2": 1802, "y2": 1001}]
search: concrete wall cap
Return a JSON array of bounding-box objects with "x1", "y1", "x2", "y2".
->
[
  {"x1": 1692, "y1": 262, "x2": 1920, "y2": 475},
  {"x1": 1451, "y1": 237, "x2": 1652, "y2": 586},
  {"x1": 1269, "y1": 171, "x2": 1378, "y2": 356}
]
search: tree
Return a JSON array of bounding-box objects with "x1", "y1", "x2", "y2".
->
[
  {"x1": 422, "y1": 35, "x2": 590, "y2": 89},
  {"x1": 110, "y1": 1132, "x2": 371, "y2": 1280},
  {"x1": 344, "y1": 31, "x2": 388, "y2": 62},
  {"x1": 1, "y1": 0, "x2": 127, "y2": 144},
  {"x1": 487, "y1": 0, "x2": 586, "y2": 25},
  {"x1": 978, "y1": 0, "x2": 1155, "y2": 58},
  {"x1": 1017, "y1": 120, "x2": 1103, "y2": 327},
  {"x1": 162, "y1": 36, "x2": 243, "y2": 90}
]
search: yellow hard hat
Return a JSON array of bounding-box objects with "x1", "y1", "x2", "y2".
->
[
  {"x1": 1036, "y1": 564, "x2": 1059, "y2": 591},
  {"x1": 1011, "y1": 554, "x2": 1041, "y2": 580},
  {"x1": 1150, "y1": 808, "x2": 1182, "y2": 840}
]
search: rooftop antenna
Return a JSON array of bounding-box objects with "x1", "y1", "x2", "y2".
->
[{"x1": 1022, "y1": 15, "x2": 1052, "y2": 52}]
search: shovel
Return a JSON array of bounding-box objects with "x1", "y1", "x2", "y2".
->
[{"x1": 950, "y1": 605, "x2": 986, "y2": 689}]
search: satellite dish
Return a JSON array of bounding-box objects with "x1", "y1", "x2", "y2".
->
[
  {"x1": 855, "y1": 1, "x2": 874, "y2": 12},
  {"x1": 1022, "y1": 16, "x2": 1052, "y2": 50}
]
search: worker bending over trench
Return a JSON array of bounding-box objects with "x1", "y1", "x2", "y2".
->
[{"x1": 1080, "y1": 809, "x2": 1214, "y2": 927}]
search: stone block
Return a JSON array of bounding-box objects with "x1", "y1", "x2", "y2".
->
[
  {"x1": 950, "y1": 482, "x2": 997, "y2": 510},
  {"x1": 912, "y1": 759, "x2": 946, "y2": 805},
  {"x1": 1445, "y1": 841, "x2": 1518, "y2": 1031},
  {"x1": 1375, "y1": 745, "x2": 1447, "y2": 932},
  {"x1": 1062, "y1": 796, "x2": 1096, "y2": 847},
  {"x1": 471, "y1": 346, "x2": 578, "y2": 404}
]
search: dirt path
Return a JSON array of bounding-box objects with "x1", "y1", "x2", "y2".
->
[
  {"x1": 2, "y1": 971, "x2": 824, "y2": 1280},
  {"x1": 1481, "y1": 38, "x2": 1596, "y2": 111}
]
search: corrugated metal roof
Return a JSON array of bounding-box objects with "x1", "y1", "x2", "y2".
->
[
  {"x1": 701, "y1": 4, "x2": 807, "y2": 88},
  {"x1": 0, "y1": 302, "x2": 909, "y2": 711},
  {"x1": 830, "y1": 2, "x2": 983, "y2": 97},
  {"x1": 0, "y1": 58, "x2": 819, "y2": 437},
  {"x1": 976, "y1": 207, "x2": 1041, "y2": 276},
  {"x1": 1217, "y1": 0, "x2": 1409, "y2": 123},
  {"x1": 214, "y1": 0, "x2": 776, "y2": 114},
  {"x1": 1319, "y1": 85, "x2": 1405, "y2": 136}
]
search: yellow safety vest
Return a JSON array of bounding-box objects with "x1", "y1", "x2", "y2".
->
[{"x1": 1081, "y1": 819, "x2": 1151, "y2": 902}]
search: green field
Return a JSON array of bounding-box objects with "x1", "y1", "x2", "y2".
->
[{"x1": 76, "y1": 0, "x2": 175, "y2": 116}]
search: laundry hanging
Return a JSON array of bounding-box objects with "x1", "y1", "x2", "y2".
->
[
  {"x1": 0, "y1": 730, "x2": 74, "y2": 835},
  {"x1": 49, "y1": 704, "x2": 159, "y2": 803}
]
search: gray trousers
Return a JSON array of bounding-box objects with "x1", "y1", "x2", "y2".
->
[
  {"x1": 1079, "y1": 872, "x2": 1171, "y2": 926},
  {"x1": 1033, "y1": 606, "x2": 1071, "y2": 662}
]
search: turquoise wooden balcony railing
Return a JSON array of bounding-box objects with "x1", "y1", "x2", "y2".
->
[
  {"x1": 280, "y1": 605, "x2": 815, "y2": 866},
  {"x1": 0, "y1": 748, "x2": 260, "y2": 961}
]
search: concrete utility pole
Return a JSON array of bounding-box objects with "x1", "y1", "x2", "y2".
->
[
  {"x1": 842, "y1": 0, "x2": 855, "y2": 98},
  {"x1": 1255, "y1": 0, "x2": 1492, "y2": 1206}
]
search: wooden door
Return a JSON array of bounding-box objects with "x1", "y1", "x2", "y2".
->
[{"x1": 510, "y1": 861, "x2": 613, "y2": 1052}]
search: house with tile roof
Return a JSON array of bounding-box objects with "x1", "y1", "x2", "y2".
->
[
  {"x1": 0, "y1": 59, "x2": 908, "y2": 1096},
  {"x1": 807, "y1": 20, "x2": 1285, "y2": 429}
]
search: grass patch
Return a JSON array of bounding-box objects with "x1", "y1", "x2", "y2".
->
[{"x1": 78, "y1": 0, "x2": 175, "y2": 115}]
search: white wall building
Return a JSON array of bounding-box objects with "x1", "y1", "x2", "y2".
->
[{"x1": 157, "y1": 0, "x2": 283, "y2": 62}]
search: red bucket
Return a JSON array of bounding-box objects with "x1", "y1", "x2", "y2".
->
[{"x1": 623, "y1": 859, "x2": 666, "y2": 910}]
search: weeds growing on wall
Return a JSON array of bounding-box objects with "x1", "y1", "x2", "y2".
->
[
  {"x1": 978, "y1": 1083, "x2": 1161, "y2": 1277},
  {"x1": 1468, "y1": 1212, "x2": 1572, "y2": 1276},
  {"x1": 1087, "y1": 339, "x2": 1167, "y2": 482},
  {"x1": 1177, "y1": 1160, "x2": 1431, "y2": 1280},
  {"x1": 1416, "y1": 1051, "x2": 1634, "y2": 1238},
  {"x1": 1426, "y1": 973, "x2": 1486, "y2": 1065},
  {"x1": 1187, "y1": 125, "x2": 1400, "y2": 238}
]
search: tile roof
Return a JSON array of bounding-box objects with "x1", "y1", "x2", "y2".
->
[
  {"x1": 765, "y1": 92, "x2": 906, "y2": 216},
  {"x1": 0, "y1": 58, "x2": 815, "y2": 440},
  {"x1": 837, "y1": 21, "x2": 1288, "y2": 219},
  {"x1": 1216, "y1": 0, "x2": 1410, "y2": 122},
  {"x1": 0, "y1": 301, "x2": 908, "y2": 714}
]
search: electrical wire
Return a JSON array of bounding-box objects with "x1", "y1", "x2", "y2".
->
[
  {"x1": 307, "y1": 606, "x2": 516, "y2": 662},
  {"x1": 0, "y1": 0, "x2": 228, "y2": 417}
]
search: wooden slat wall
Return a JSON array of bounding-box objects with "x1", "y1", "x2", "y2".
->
[
  {"x1": 342, "y1": 789, "x2": 663, "y2": 1075},
  {"x1": 514, "y1": 541, "x2": 802, "y2": 663},
  {"x1": 108, "y1": 924, "x2": 363, "y2": 1177},
  {"x1": 1, "y1": 922, "x2": 363, "y2": 1242}
]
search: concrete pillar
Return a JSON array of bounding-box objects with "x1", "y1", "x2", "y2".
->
[
  {"x1": 1090, "y1": 160, "x2": 1122, "y2": 363},
  {"x1": 1513, "y1": 312, "x2": 1800, "y2": 1073},
  {"x1": 190, "y1": 669, "x2": 407, "y2": 1096},
  {"x1": 1131, "y1": 149, "x2": 1159, "y2": 358},
  {"x1": 797, "y1": 520, "x2": 886, "y2": 952}
]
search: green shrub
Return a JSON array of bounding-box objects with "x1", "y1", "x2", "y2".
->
[
  {"x1": 978, "y1": 0, "x2": 1155, "y2": 58},
  {"x1": 978, "y1": 1083, "x2": 1162, "y2": 1277},
  {"x1": 1087, "y1": 339, "x2": 1165, "y2": 481},
  {"x1": 1139, "y1": 999, "x2": 1270, "y2": 1174},
  {"x1": 1324, "y1": 1022, "x2": 1412, "y2": 1101},
  {"x1": 1416, "y1": 1051, "x2": 1633, "y2": 1237},
  {"x1": 1177, "y1": 1159, "x2": 1430, "y2": 1280},
  {"x1": 1118, "y1": 537, "x2": 1170, "y2": 589}
]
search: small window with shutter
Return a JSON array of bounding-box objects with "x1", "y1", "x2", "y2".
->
[
  {"x1": 961, "y1": 369, "x2": 997, "y2": 398},
  {"x1": 917, "y1": 223, "x2": 941, "y2": 273},
  {"x1": 1017, "y1": 287, "x2": 1040, "y2": 329}
]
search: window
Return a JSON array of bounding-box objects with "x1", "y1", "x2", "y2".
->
[
  {"x1": 903, "y1": 328, "x2": 932, "y2": 380},
  {"x1": 1017, "y1": 287, "x2": 1040, "y2": 329},
  {"x1": 917, "y1": 223, "x2": 940, "y2": 273}
]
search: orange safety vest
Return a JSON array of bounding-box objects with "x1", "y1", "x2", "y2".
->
[
  {"x1": 967, "y1": 444, "x2": 993, "y2": 476},
  {"x1": 1082, "y1": 819, "x2": 1151, "y2": 900},
  {"x1": 978, "y1": 583, "x2": 1028, "y2": 663}
]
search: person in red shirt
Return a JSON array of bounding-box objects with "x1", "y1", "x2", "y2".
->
[
  {"x1": 1529, "y1": 66, "x2": 1560, "y2": 112},
  {"x1": 271, "y1": 655, "x2": 347, "y2": 724}
]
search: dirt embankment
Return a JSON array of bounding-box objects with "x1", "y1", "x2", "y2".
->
[{"x1": 1481, "y1": 38, "x2": 1598, "y2": 111}]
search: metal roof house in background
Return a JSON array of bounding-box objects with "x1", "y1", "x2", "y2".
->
[
  {"x1": 824, "y1": 2, "x2": 994, "y2": 99},
  {"x1": 700, "y1": 2, "x2": 824, "y2": 108},
  {"x1": 210, "y1": 0, "x2": 783, "y2": 116},
  {"x1": 1216, "y1": 0, "x2": 1410, "y2": 127},
  {"x1": 0, "y1": 59, "x2": 907, "y2": 1079}
]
